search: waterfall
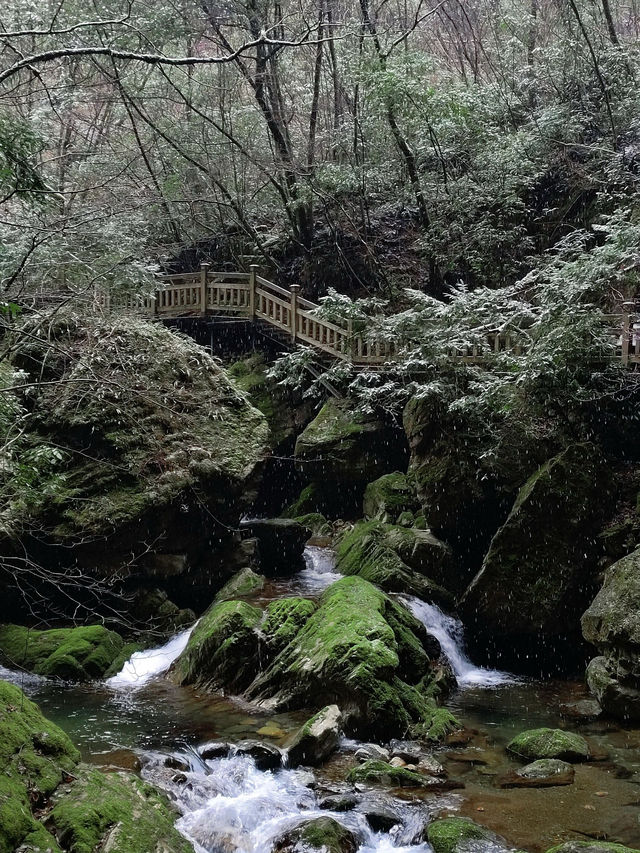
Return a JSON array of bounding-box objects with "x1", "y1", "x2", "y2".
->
[
  {"x1": 296, "y1": 546, "x2": 342, "y2": 593},
  {"x1": 106, "y1": 626, "x2": 194, "y2": 689},
  {"x1": 401, "y1": 597, "x2": 513, "y2": 688}
]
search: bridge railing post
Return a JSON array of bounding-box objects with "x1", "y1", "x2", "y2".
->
[
  {"x1": 622, "y1": 301, "x2": 634, "y2": 366},
  {"x1": 200, "y1": 262, "x2": 210, "y2": 314},
  {"x1": 249, "y1": 264, "x2": 258, "y2": 321},
  {"x1": 290, "y1": 284, "x2": 300, "y2": 342}
]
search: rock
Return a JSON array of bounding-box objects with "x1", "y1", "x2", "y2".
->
[
  {"x1": 559, "y1": 699, "x2": 602, "y2": 721},
  {"x1": 363, "y1": 472, "x2": 419, "y2": 521},
  {"x1": 347, "y1": 760, "x2": 458, "y2": 789},
  {"x1": 357, "y1": 800, "x2": 401, "y2": 832},
  {"x1": 582, "y1": 546, "x2": 640, "y2": 719},
  {"x1": 261, "y1": 598, "x2": 317, "y2": 657},
  {"x1": 335, "y1": 520, "x2": 453, "y2": 605},
  {"x1": 294, "y1": 399, "x2": 408, "y2": 516},
  {"x1": 2, "y1": 314, "x2": 270, "y2": 610},
  {"x1": 234, "y1": 740, "x2": 283, "y2": 769},
  {"x1": 292, "y1": 513, "x2": 332, "y2": 537},
  {"x1": 425, "y1": 817, "x2": 506, "y2": 853},
  {"x1": 164, "y1": 755, "x2": 190, "y2": 772},
  {"x1": 287, "y1": 705, "x2": 342, "y2": 768},
  {"x1": 0, "y1": 679, "x2": 80, "y2": 852},
  {"x1": 506, "y1": 728, "x2": 590, "y2": 762},
  {"x1": 49, "y1": 767, "x2": 192, "y2": 853},
  {"x1": 498, "y1": 758, "x2": 575, "y2": 787},
  {"x1": 354, "y1": 744, "x2": 391, "y2": 762},
  {"x1": 419, "y1": 755, "x2": 446, "y2": 775},
  {"x1": 0, "y1": 624, "x2": 125, "y2": 681},
  {"x1": 388, "y1": 739, "x2": 423, "y2": 763},
  {"x1": 274, "y1": 817, "x2": 358, "y2": 853},
  {"x1": 245, "y1": 576, "x2": 456, "y2": 740},
  {"x1": 214, "y1": 567, "x2": 266, "y2": 602},
  {"x1": 462, "y1": 443, "x2": 610, "y2": 645},
  {"x1": 389, "y1": 756, "x2": 406, "y2": 767},
  {"x1": 318, "y1": 793, "x2": 359, "y2": 812},
  {"x1": 410, "y1": 707, "x2": 462, "y2": 743},
  {"x1": 172, "y1": 599, "x2": 262, "y2": 691},
  {"x1": 130, "y1": 587, "x2": 195, "y2": 632},
  {"x1": 545, "y1": 843, "x2": 640, "y2": 853},
  {"x1": 240, "y1": 518, "x2": 311, "y2": 575},
  {"x1": 383, "y1": 525, "x2": 454, "y2": 587},
  {"x1": 199, "y1": 741, "x2": 231, "y2": 760}
]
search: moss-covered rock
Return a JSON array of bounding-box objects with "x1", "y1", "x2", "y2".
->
[
  {"x1": 130, "y1": 587, "x2": 195, "y2": 633},
  {"x1": 409, "y1": 706, "x2": 461, "y2": 742},
  {"x1": 294, "y1": 399, "x2": 408, "y2": 517},
  {"x1": 246, "y1": 576, "x2": 455, "y2": 739},
  {"x1": 335, "y1": 521, "x2": 453, "y2": 605},
  {"x1": 227, "y1": 353, "x2": 294, "y2": 447},
  {"x1": 0, "y1": 624, "x2": 125, "y2": 681},
  {"x1": 582, "y1": 546, "x2": 640, "y2": 719},
  {"x1": 214, "y1": 567, "x2": 266, "y2": 602},
  {"x1": 293, "y1": 513, "x2": 332, "y2": 536},
  {"x1": 347, "y1": 759, "x2": 439, "y2": 788},
  {"x1": 545, "y1": 843, "x2": 640, "y2": 853},
  {"x1": 261, "y1": 598, "x2": 317, "y2": 656},
  {"x1": 363, "y1": 472, "x2": 419, "y2": 521},
  {"x1": 49, "y1": 767, "x2": 192, "y2": 853},
  {"x1": 425, "y1": 817, "x2": 504, "y2": 853},
  {"x1": 506, "y1": 728, "x2": 590, "y2": 762},
  {"x1": 462, "y1": 444, "x2": 610, "y2": 642},
  {"x1": 173, "y1": 599, "x2": 262, "y2": 691},
  {"x1": 0, "y1": 679, "x2": 80, "y2": 853},
  {"x1": 2, "y1": 314, "x2": 269, "y2": 606},
  {"x1": 274, "y1": 817, "x2": 358, "y2": 853}
]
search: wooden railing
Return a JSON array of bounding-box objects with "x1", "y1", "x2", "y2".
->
[{"x1": 95, "y1": 265, "x2": 639, "y2": 367}]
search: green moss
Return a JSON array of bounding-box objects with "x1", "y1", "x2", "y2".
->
[
  {"x1": 410, "y1": 705, "x2": 461, "y2": 742},
  {"x1": 214, "y1": 567, "x2": 266, "y2": 602},
  {"x1": 49, "y1": 767, "x2": 192, "y2": 853},
  {"x1": 426, "y1": 818, "x2": 499, "y2": 853},
  {"x1": 347, "y1": 760, "x2": 431, "y2": 788},
  {"x1": 293, "y1": 513, "x2": 331, "y2": 536},
  {"x1": 228, "y1": 354, "x2": 290, "y2": 446},
  {"x1": 0, "y1": 680, "x2": 79, "y2": 853},
  {"x1": 246, "y1": 576, "x2": 453, "y2": 739},
  {"x1": 507, "y1": 728, "x2": 590, "y2": 762},
  {"x1": 363, "y1": 472, "x2": 418, "y2": 520},
  {"x1": 174, "y1": 599, "x2": 262, "y2": 690},
  {"x1": 335, "y1": 521, "x2": 452, "y2": 604},
  {"x1": 262, "y1": 598, "x2": 317, "y2": 656},
  {"x1": 277, "y1": 817, "x2": 357, "y2": 853},
  {"x1": 0, "y1": 624, "x2": 124, "y2": 680},
  {"x1": 546, "y1": 843, "x2": 640, "y2": 853},
  {"x1": 282, "y1": 484, "x2": 321, "y2": 518},
  {"x1": 103, "y1": 642, "x2": 144, "y2": 679}
]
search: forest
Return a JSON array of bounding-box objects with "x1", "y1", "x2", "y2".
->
[{"x1": 0, "y1": 1, "x2": 639, "y2": 853}]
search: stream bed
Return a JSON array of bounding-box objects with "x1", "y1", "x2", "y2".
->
[{"x1": 3, "y1": 547, "x2": 640, "y2": 853}]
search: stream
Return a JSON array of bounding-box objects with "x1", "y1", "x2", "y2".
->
[{"x1": 3, "y1": 546, "x2": 640, "y2": 853}]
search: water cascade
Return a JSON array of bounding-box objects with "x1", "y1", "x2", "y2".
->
[
  {"x1": 401, "y1": 597, "x2": 513, "y2": 688},
  {"x1": 106, "y1": 626, "x2": 195, "y2": 689}
]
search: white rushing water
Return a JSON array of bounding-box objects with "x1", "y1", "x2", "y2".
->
[
  {"x1": 144, "y1": 751, "x2": 440, "y2": 853},
  {"x1": 295, "y1": 545, "x2": 342, "y2": 594},
  {"x1": 106, "y1": 626, "x2": 194, "y2": 689},
  {"x1": 402, "y1": 597, "x2": 513, "y2": 688}
]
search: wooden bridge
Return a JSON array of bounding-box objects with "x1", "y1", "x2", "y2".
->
[{"x1": 21, "y1": 263, "x2": 636, "y2": 367}]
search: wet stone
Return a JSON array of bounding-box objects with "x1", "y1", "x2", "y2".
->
[
  {"x1": 164, "y1": 755, "x2": 190, "y2": 772},
  {"x1": 355, "y1": 744, "x2": 391, "y2": 763},
  {"x1": 318, "y1": 793, "x2": 360, "y2": 812},
  {"x1": 234, "y1": 739, "x2": 284, "y2": 769},
  {"x1": 498, "y1": 758, "x2": 575, "y2": 788},
  {"x1": 389, "y1": 739, "x2": 424, "y2": 763},
  {"x1": 199, "y1": 741, "x2": 231, "y2": 760},
  {"x1": 559, "y1": 700, "x2": 603, "y2": 721}
]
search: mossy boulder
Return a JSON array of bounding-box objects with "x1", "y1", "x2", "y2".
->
[
  {"x1": 363, "y1": 472, "x2": 419, "y2": 521},
  {"x1": 261, "y1": 598, "x2": 317, "y2": 656},
  {"x1": 293, "y1": 513, "x2": 332, "y2": 537},
  {"x1": 335, "y1": 521, "x2": 453, "y2": 605},
  {"x1": 294, "y1": 399, "x2": 408, "y2": 516},
  {"x1": 498, "y1": 758, "x2": 575, "y2": 788},
  {"x1": 0, "y1": 624, "x2": 125, "y2": 681},
  {"x1": 274, "y1": 817, "x2": 358, "y2": 853},
  {"x1": 214, "y1": 567, "x2": 266, "y2": 602},
  {"x1": 3, "y1": 314, "x2": 269, "y2": 599},
  {"x1": 462, "y1": 444, "x2": 610, "y2": 642},
  {"x1": 545, "y1": 843, "x2": 640, "y2": 853},
  {"x1": 173, "y1": 599, "x2": 262, "y2": 691},
  {"x1": 425, "y1": 817, "x2": 505, "y2": 853},
  {"x1": 347, "y1": 759, "x2": 441, "y2": 788},
  {"x1": 0, "y1": 679, "x2": 79, "y2": 853},
  {"x1": 130, "y1": 587, "x2": 195, "y2": 633},
  {"x1": 245, "y1": 576, "x2": 455, "y2": 739},
  {"x1": 227, "y1": 353, "x2": 295, "y2": 447},
  {"x1": 581, "y1": 547, "x2": 640, "y2": 719},
  {"x1": 48, "y1": 767, "x2": 192, "y2": 853},
  {"x1": 506, "y1": 728, "x2": 590, "y2": 762}
]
